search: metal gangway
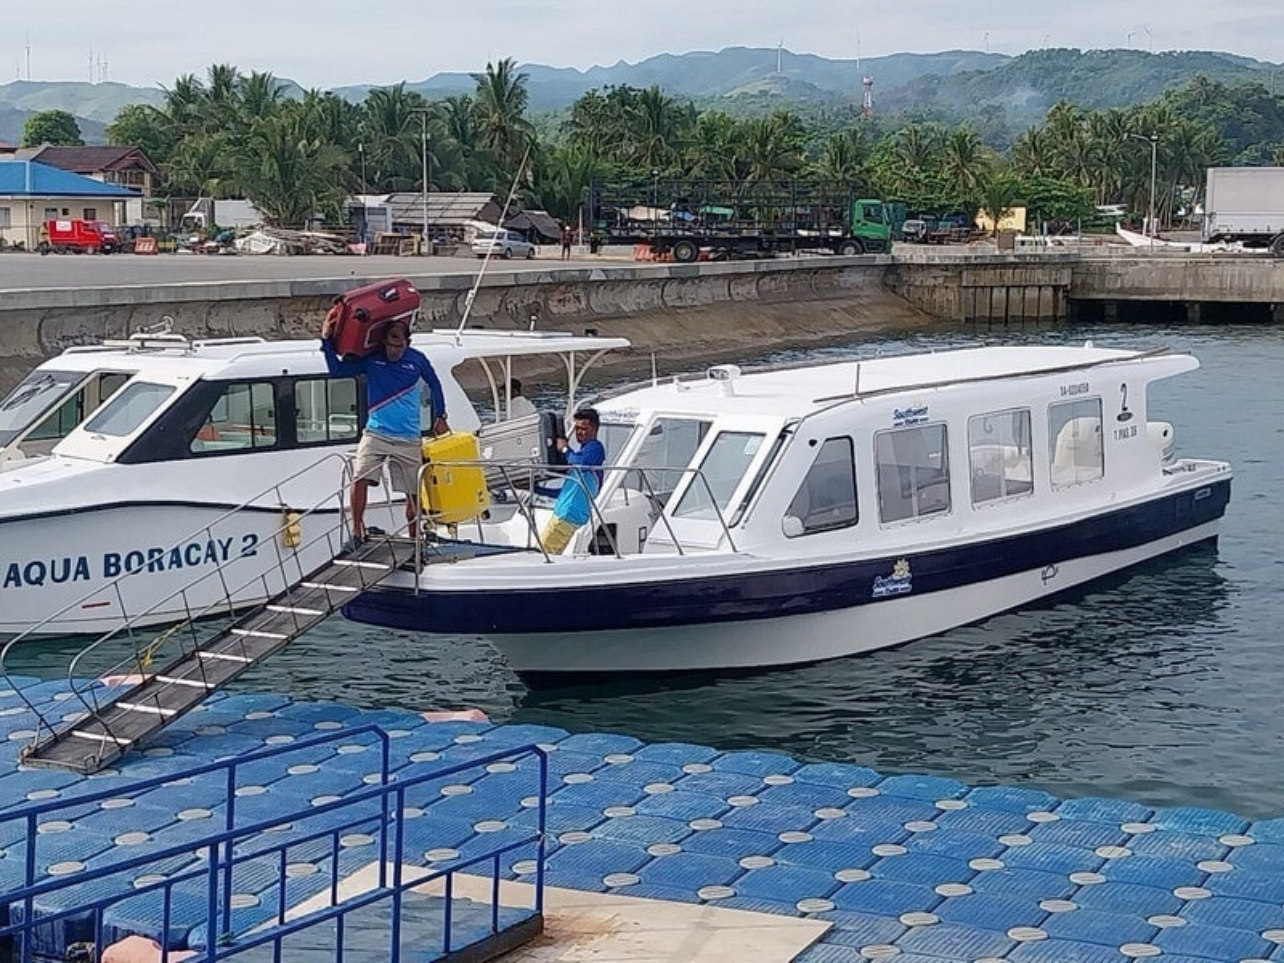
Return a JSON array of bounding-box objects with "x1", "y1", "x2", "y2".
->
[{"x1": 3, "y1": 455, "x2": 422, "y2": 774}]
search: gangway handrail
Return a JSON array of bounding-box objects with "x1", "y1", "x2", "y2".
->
[
  {"x1": 61, "y1": 495, "x2": 349, "y2": 717},
  {"x1": 0, "y1": 451, "x2": 363, "y2": 747},
  {"x1": 0, "y1": 739, "x2": 548, "y2": 963},
  {"x1": 51, "y1": 464, "x2": 398, "y2": 751}
]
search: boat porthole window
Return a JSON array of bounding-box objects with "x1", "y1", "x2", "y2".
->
[{"x1": 783, "y1": 437, "x2": 858, "y2": 537}]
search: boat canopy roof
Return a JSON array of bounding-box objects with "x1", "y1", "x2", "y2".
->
[
  {"x1": 597, "y1": 344, "x2": 1197, "y2": 421},
  {"x1": 44, "y1": 329, "x2": 630, "y2": 382}
]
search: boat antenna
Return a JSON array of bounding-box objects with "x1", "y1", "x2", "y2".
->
[
  {"x1": 854, "y1": 361, "x2": 861, "y2": 396},
  {"x1": 456, "y1": 140, "x2": 536, "y2": 341},
  {"x1": 651, "y1": 352, "x2": 658, "y2": 387}
]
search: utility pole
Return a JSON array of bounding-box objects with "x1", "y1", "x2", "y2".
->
[
  {"x1": 1129, "y1": 132, "x2": 1159, "y2": 247},
  {"x1": 411, "y1": 108, "x2": 430, "y2": 255}
]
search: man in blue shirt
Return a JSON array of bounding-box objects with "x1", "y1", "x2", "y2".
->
[
  {"x1": 320, "y1": 316, "x2": 448, "y2": 545},
  {"x1": 540, "y1": 407, "x2": 606, "y2": 555}
]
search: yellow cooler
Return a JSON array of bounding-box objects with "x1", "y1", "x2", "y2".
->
[{"x1": 420, "y1": 432, "x2": 490, "y2": 525}]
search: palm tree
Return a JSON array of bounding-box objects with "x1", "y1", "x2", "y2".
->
[
  {"x1": 683, "y1": 112, "x2": 747, "y2": 182},
  {"x1": 628, "y1": 86, "x2": 690, "y2": 170},
  {"x1": 473, "y1": 58, "x2": 535, "y2": 176},
  {"x1": 940, "y1": 127, "x2": 991, "y2": 204},
  {"x1": 740, "y1": 111, "x2": 805, "y2": 189},
  {"x1": 361, "y1": 84, "x2": 427, "y2": 192},
  {"x1": 239, "y1": 71, "x2": 285, "y2": 121},
  {"x1": 237, "y1": 108, "x2": 347, "y2": 226},
  {"x1": 1012, "y1": 127, "x2": 1051, "y2": 176},
  {"x1": 814, "y1": 128, "x2": 869, "y2": 184}
]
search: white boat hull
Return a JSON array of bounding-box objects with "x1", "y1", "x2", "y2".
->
[{"x1": 482, "y1": 520, "x2": 1221, "y2": 675}]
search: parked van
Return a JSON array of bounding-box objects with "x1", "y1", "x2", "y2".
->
[{"x1": 39, "y1": 219, "x2": 119, "y2": 255}]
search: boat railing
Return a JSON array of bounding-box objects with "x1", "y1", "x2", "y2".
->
[
  {"x1": 412, "y1": 457, "x2": 738, "y2": 568},
  {"x1": 0, "y1": 451, "x2": 372, "y2": 747}
]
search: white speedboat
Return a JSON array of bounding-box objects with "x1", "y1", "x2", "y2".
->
[
  {"x1": 344, "y1": 343, "x2": 1232, "y2": 681},
  {"x1": 0, "y1": 327, "x2": 627, "y2": 635}
]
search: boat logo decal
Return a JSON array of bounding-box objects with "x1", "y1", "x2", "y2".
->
[
  {"x1": 1040, "y1": 564, "x2": 1060, "y2": 585},
  {"x1": 2, "y1": 534, "x2": 259, "y2": 590},
  {"x1": 872, "y1": 558, "x2": 913, "y2": 598},
  {"x1": 892, "y1": 406, "x2": 928, "y2": 427}
]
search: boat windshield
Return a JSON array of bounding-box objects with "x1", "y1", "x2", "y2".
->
[
  {"x1": 607, "y1": 417, "x2": 713, "y2": 507},
  {"x1": 0, "y1": 370, "x2": 82, "y2": 447},
  {"x1": 83, "y1": 381, "x2": 176, "y2": 437},
  {"x1": 672, "y1": 430, "x2": 765, "y2": 520}
]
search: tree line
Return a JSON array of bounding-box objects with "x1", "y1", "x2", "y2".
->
[{"x1": 21, "y1": 61, "x2": 1284, "y2": 230}]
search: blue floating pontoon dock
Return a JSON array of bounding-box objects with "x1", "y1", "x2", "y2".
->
[{"x1": 2, "y1": 677, "x2": 1283, "y2": 962}]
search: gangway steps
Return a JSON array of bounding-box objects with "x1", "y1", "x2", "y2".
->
[{"x1": 23, "y1": 537, "x2": 419, "y2": 774}]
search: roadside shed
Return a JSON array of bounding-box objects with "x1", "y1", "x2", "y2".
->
[
  {"x1": 383, "y1": 192, "x2": 503, "y2": 239},
  {"x1": 0, "y1": 159, "x2": 138, "y2": 251},
  {"x1": 504, "y1": 209, "x2": 562, "y2": 243}
]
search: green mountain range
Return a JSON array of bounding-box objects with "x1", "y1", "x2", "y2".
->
[{"x1": 1, "y1": 46, "x2": 1280, "y2": 147}]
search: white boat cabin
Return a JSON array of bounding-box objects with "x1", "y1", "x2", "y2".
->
[{"x1": 582, "y1": 344, "x2": 1197, "y2": 557}]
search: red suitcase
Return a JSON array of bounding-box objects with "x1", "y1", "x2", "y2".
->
[{"x1": 328, "y1": 278, "x2": 421, "y2": 359}]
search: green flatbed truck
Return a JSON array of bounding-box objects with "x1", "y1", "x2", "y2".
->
[{"x1": 591, "y1": 179, "x2": 892, "y2": 262}]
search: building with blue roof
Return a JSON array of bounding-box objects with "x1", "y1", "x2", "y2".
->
[{"x1": 0, "y1": 159, "x2": 138, "y2": 251}]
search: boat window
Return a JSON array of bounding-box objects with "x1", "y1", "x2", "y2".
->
[
  {"x1": 83, "y1": 381, "x2": 176, "y2": 438},
  {"x1": 672, "y1": 430, "x2": 763, "y2": 520},
  {"x1": 189, "y1": 382, "x2": 277, "y2": 453},
  {"x1": 24, "y1": 371, "x2": 130, "y2": 444},
  {"x1": 784, "y1": 437, "x2": 858, "y2": 536},
  {"x1": 875, "y1": 423, "x2": 951, "y2": 524},
  {"x1": 295, "y1": 377, "x2": 359, "y2": 445},
  {"x1": 627, "y1": 417, "x2": 711, "y2": 507},
  {"x1": 1049, "y1": 399, "x2": 1104, "y2": 487},
  {"x1": 0, "y1": 370, "x2": 81, "y2": 446},
  {"x1": 968, "y1": 408, "x2": 1034, "y2": 505}
]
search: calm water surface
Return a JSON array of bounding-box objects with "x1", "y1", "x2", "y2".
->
[{"x1": 17, "y1": 322, "x2": 1284, "y2": 817}]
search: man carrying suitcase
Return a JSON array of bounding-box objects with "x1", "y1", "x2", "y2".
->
[{"x1": 321, "y1": 315, "x2": 448, "y2": 548}]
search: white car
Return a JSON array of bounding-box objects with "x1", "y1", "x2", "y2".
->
[{"x1": 471, "y1": 229, "x2": 536, "y2": 259}]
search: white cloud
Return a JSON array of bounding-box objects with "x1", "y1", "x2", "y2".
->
[{"x1": 7, "y1": 0, "x2": 1282, "y2": 88}]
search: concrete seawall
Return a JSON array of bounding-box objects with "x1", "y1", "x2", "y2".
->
[
  {"x1": 0, "y1": 257, "x2": 943, "y2": 390},
  {"x1": 7, "y1": 249, "x2": 1280, "y2": 391}
]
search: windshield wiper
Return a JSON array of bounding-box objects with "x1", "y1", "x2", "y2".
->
[{"x1": 0, "y1": 375, "x2": 57, "y2": 412}]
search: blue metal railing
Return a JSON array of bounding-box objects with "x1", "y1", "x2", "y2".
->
[{"x1": 0, "y1": 726, "x2": 548, "y2": 962}]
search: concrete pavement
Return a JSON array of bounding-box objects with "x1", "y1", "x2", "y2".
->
[{"x1": 0, "y1": 251, "x2": 616, "y2": 292}]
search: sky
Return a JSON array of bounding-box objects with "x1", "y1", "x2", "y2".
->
[{"x1": 7, "y1": 0, "x2": 1283, "y2": 89}]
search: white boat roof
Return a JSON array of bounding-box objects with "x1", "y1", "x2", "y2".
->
[
  {"x1": 41, "y1": 329, "x2": 630, "y2": 381},
  {"x1": 597, "y1": 344, "x2": 1196, "y2": 420}
]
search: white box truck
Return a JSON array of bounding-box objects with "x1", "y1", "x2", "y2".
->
[{"x1": 1203, "y1": 167, "x2": 1284, "y2": 255}]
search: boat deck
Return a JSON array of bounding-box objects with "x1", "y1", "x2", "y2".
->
[{"x1": 2, "y1": 678, "x2": 1282, "y2": 962}]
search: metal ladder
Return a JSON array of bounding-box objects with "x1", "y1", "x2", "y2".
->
[
  {"x1": 2, "y1": 453, "x2": 422, "y2": 774},
  {"x1": 22, "y1": 535, "x2": 417, "y2": 773}
]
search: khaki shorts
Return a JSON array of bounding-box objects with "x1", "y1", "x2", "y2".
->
[{"x1": 352, "y1": 432, "x2": 423, "y2": 494}]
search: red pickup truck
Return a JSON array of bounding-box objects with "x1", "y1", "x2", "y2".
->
[{"x1": 38, "y1": 219, "x2": 120, "y2": 255}]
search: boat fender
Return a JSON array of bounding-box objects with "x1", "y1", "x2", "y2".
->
[{"x1": 281, "y1": 509, "x2": 303, "y2": 548}]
